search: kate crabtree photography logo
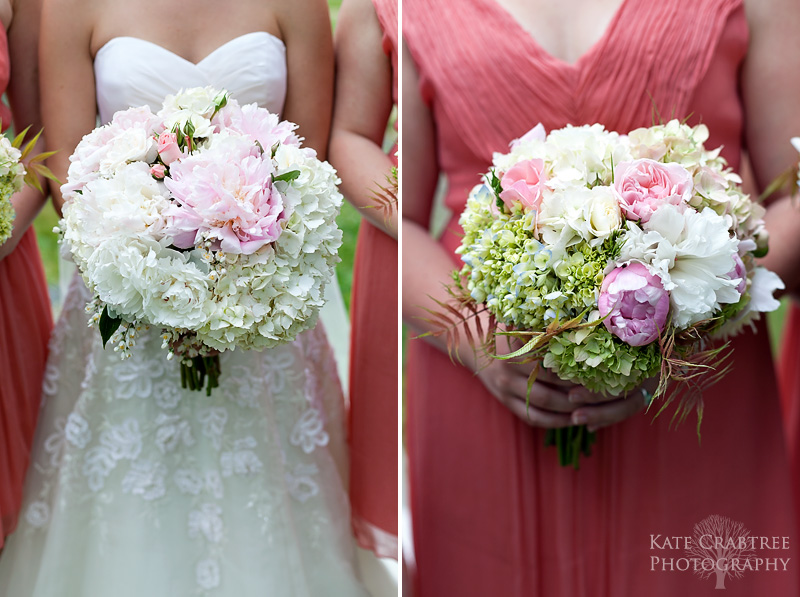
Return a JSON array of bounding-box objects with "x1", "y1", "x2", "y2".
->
[{"x1": 650, "y1": 515, "x2": 791, "y2": 589}]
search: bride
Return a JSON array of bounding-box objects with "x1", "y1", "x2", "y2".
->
[{"x1": 0, "y1": 0, "x2": 371, "y2": 595}]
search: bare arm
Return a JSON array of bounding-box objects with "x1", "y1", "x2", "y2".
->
[
  {"x1": 329, "y1": 0, "x2": 396, "y2": 238},
  {"x1": 278, "y1": 0, "x2": 334, "y2": 158},
  {"x1": 401, "y1": 42, "x2": 581, "y2": 427},
  {"x1": 742, "y1": 0, "x2": 800, "y2": 294},
  {"x1": 40, "y1": 0, "x2": 99, "y2": 213},
  {"x1": 0, "y1": 0, "x2": 46, "y2": 260}
]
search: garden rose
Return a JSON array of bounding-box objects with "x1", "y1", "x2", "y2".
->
[
  {"x1": 585, "y1": 186, "x2": 622, "y2": 238},
  {"x1": 499, "y1": 158, "x2": 546, "y2": 212},
  {"x1": 614, "y1": 158, "x2": 693, "y2": 223},
  {"x1": 598, "y1": 262, "x2": 669, "y2": 346}
]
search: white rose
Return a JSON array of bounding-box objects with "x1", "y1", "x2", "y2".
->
[
  {"x1": 161, "y1": 110, "x2": 214, "y2": 140},
  {"x1": 160, "y1": 86, "x2": 219, "y2": 117},
  {"x1": 584, "y1": 186, "x2": 621, "y2": 238}
]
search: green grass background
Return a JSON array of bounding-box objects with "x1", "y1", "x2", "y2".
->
[{"x1": 33, "y1": 0, "x2": 361, "y2": 312}]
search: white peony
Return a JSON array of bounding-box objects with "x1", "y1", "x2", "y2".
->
[{"x1": 619, "y1": 204, "x2": 741, "y2": 328}]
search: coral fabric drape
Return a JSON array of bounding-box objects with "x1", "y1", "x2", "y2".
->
[{"x1": 348, "y1": 0, "x2": 399, "y2": 559}]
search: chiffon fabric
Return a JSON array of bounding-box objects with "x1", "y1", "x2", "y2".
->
[
  {"x1": 0, "y1": 21, "x2": 53, "y2": 549},
  {"x1": 404, "y1": 0, "x2": 799, "y2": 595},
  {"x1": 0, "y1": 32, "x2": 368, "y2": 596},
  {"x1": 348, "y1": 0, "x2": 399, "y2": 559},
  {"x1": 780, "y1": 305, "x2": 800, "y2": 541}
]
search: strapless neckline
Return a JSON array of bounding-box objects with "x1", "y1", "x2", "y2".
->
[
  {"x1": 95, "y1": 31, "x2": 285, "y2": 66},
  {"x1": 93, "y1": 30, "x2": 288, "y2": 124}
]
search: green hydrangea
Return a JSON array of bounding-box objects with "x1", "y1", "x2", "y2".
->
[
  {"x1": 0, "y1": 196, "x2": 14, "y2": 246},
  {"x1": 543, "y1": 326, "x2": 662, "y2": 396},
  {"x1": 458, "y1": 182, "x2": 660, "y2": 395},
  {"x1": 458, "y1": 183, "x2": 622, "y2": 329}
]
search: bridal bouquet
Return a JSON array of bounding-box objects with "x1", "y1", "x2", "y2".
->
[
  {"x1": 443, "y1": 120, "x2": 783, "y2": 467},
  {"x1": 58, "y1": 86, "x2": 343, "y2": 394}
]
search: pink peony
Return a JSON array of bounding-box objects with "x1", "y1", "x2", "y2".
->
[
  {"x1": 164, "y1": 137, "x2": 286, "y2": 254},
  {"x1": 728, "y1": 253, "x2": 747, "y2": 295},
  {"x1": 214, "y1": 102, "x2": 300, "y2": 150},
  {"x1": 157, "y1": 132, "x2": 182, "y2": 165},
  {"x1": 598, "y1": 262, "x2": 670, "y2": 346},
  {"x1": 110, "y1": 105, "x2": 160, "y2": 131},
  {"x1": 614, "y1": 158, "x2": 693, "y2": 223},
  {"x1": 499, "y1": 159, "x2": 546, "y2": 212}
]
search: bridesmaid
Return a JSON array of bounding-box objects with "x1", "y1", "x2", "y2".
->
[
  {"x1": 403, "y1": 0, "x2": 800, "y2": 594},
  {"x1": 330, "y1": 0, "x2": 398, "y2": 559},
  {"x1": 0, "y1": 0, "x2": 53, "y2": 549}
]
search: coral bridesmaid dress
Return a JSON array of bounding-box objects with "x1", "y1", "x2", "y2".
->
[
  {"x1": 0, "y1": 27, "x2": 53, "y2": 549},
  {"x1": 405, "y1": 0, "x2": 799, "y2": 595},
  {"x1": 348, "y1": 0, "x2": 399, "y2": 559},
  {"x1": 779, "y1": 306, "x2": 800, "y2": 534}
]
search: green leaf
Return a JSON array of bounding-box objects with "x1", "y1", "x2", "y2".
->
[
  {"x1": 272, "y1": 170, "x2": 301, "y2": 183},
  {"x1": 20, "y1": 128, "x2": 44, "y2": 160},
  {"x1": 11, "y1": 125, "x2": 31, "y2": 149},
  {"x1": 99, "y1": 306, "x2": 122, "y2": 348}
]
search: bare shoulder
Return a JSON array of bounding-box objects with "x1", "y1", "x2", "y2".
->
[
  {"x1": 274, "y1": 0, "x2": 331, "y2": 37},
  {"x1": 41, "y1": 0, "x2": 97, "y2": 37},
  {"x1": 337, "y1": 0, "x2": 380, "y2": 33},
  {"x1": 743, "y1": 0, "x2": 800, "y2": 31}
]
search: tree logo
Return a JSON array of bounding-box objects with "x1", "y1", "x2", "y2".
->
[{"x1": 685, "y1": 515, "x2": 756, "y2": 589}]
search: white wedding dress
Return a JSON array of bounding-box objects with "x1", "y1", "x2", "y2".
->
[{"x1": 0, "y1": 32, "x2": 370, "y2": 597}]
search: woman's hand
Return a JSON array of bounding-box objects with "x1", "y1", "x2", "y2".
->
[
  {"x1": 475, "y1": 358, "x2": 576, "y2": 428},
  {"x1": 568, "y1": 377, "x2": 658, "y2": 431}
]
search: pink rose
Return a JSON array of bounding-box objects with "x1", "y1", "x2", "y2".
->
[
  {"x1": 614, "y1": 158, "x2": 693, "y2": 223},
  {"x1": 499, "y1": 159, "x2": 546, "y2": 212},
  {"x1": 150, "y1": 164, "x2": 166, "y2": 179},
  {"x1": 728, "y1": 253, "x2": 747, "y2": 295},
  {"x1": 598, "y1": 262, "x2": 670, "y2": 347},
  {"x1": 157, "y1": 131, "x2": 182, "y2": 165}
]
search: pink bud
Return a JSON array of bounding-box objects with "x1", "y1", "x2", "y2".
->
[{"x1": 150, "y1": 164, "x2": 167, "y2": 179}]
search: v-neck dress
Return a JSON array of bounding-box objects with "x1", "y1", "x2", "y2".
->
[{"x1": 404, "y1": 1, "x2": 799, "y2": 594}]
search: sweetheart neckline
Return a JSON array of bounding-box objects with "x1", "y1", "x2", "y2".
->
[{"x1": 94, "y1": 31, "x2": 285, "y2": 66}]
